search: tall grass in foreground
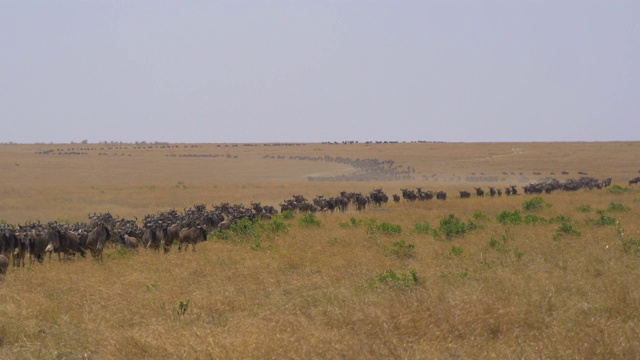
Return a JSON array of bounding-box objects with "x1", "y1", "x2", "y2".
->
[{"x1": 0, "y1": 190, "x2": 639, "y2": 359}]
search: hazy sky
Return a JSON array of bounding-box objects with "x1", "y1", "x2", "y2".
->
[{"x1": 1, "y1": 1, "x2": 638, "y2": 143}]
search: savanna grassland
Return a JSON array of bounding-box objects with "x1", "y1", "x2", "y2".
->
[{"x1": 0, "y1": 141, "x2": 639, "y2": 359}]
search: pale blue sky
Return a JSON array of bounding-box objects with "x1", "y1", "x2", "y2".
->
[{"x1": 1, "y1": 1, "x2": 638, "y2": 143}]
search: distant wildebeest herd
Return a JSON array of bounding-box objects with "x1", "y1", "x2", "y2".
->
[{"x1": 0, "y1": 176, "x2": 631, "y2": 271}]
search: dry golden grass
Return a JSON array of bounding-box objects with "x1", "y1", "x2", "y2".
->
[{"x1": 0, "y1": 142, "x2": 639, "y2": 359}]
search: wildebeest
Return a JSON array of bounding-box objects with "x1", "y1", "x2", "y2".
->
[
  {"x1": 392, "y1": 194, "x2": 400, "y2": 203},
  {"x1": 29, "y1": 227, "x2": 59, "y2": 264},
  {"x1": 0, "y1": 254, "x2": 9, "y2": 276},
  {"x1": 178, "y1": 226, "x2": 208, "y2": 252},
  {"x1": 459, "y1": 190, "x2": 471, "y2": 199},
  {"x1": 45, "y1": 226, "x2": 85, "y2": 261},
  {"x1": 630, "y1": 177, "x2": 640, "y2": 186},
  {"x1": 436, "y1": 191, "x2": 447, "y2": 200},
  {"x1": 83, "y1": 222, "x2": 111, "y2": 262},
  {"x1": 118, "y1": 234, "x2": 139, "y2": 250},
  {"x1": 142, "y1": 224, "x2": 165, "y2": 252},
  {"x1": 475, "y1": 187, "x2": 485, "y2": 197},
  {"x1": 1, "y1": 226, "x2": 27, "y2": 268}
]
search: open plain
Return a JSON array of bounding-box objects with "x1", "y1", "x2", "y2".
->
[{"x1": 1, "y1": 141, "x2": 639, "y2": 359}]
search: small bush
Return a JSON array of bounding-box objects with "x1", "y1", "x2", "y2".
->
[
  {"x1": 299, "y1": 213, "x2": 321, "y2": 227},
  {"x1": 555, "y1": 222, "x2": 581, "y2": 238},
  {"x1": 450, "y1": 245, "x2": 464, "y2": 256},
  {"x1": 524, "y1": 214, "x2": 547, "y2": 224},
  {"x1": 592, "y1": 210, "x2": 616, "y2": 226},
  {"x1": 373, "y1": 268, "x2": 418, "y2": 288},
  {"x1": 549, "y1": 215, "x2": 572, "y2": 224},
  {"x1": 438, "y1": 214, "x2": 469, "y2": 239},
  {"x1": 375, "y1": 222, "x2": 403, "y2": 235},
  {"x1": 279, "y1": 210, "x2": 295, "y2": 220},
  {"x1": 176, "y1": 299, "x2": 190, "y2": 316},
  {"x1": 514, "y1": 248, "x2": 525, "y2": 261},
  {"x1": 350, "y1": 217, "x2": 362, "y2": 227},
  {"x1": 414, "y1": 222, "x2": 431, "y2": 234},
  {"x1": 472, "y1": 211, "x2": 489, "y2": 221},
  {"x1": 231, "y1": 218, "x2": 261, "y2": 238},
  {"x1": 608, "y1": 185, "x2": 630, "y2": 195},
  {"x1": 522, "y1": 197, "x2": 547, "y2": 212},
  {"x1": 497, "y1": 210, "x2": 522, "y2": 225},
  {"x1": 386, "y1": 240, "x2": 415, "y2": 259},
  {"x1": 267, "y1": 219, "x2": 288, "y2": 233},
  {"x1": 210, "y1": 229, "x2": 229, "y2": 240},
  {"x1": 608, "y1": 202, "x2": 630, "y2": 212},
  {"x1": 576, "y1": 204, "x2": 592, "y2": 213}
]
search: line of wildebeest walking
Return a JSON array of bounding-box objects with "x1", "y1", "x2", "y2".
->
[{"x1": 0, "y1": 175, "x2": 635, "y2": 274}]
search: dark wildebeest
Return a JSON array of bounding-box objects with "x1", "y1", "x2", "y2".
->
[
  {"x1": 84, "y1": 223, "x2": 111, "y2": 262},
  {"x1": 163, "y1": 222, "x2": 183, "y2": 253},
  {"x1": 393, "y1": 194, "x2": 400, "y2": 203},
  {"x1": 436, "y1": 191, "x2": 447, "y2": 200},
  {"x1": 29, "y1": 227, "x2": 59, "y2": 264},
  {"x1": 354, "y1": 194, "x2": 368, "y2": 211},
  {"x1": 142, "y1": 224, "x2": 165, "y2": 252},
  {"x1": 475, "y1": 187, "x2": 485, "y2": 197},
  {"x1": 0, "y1": 255, "x2": 8, "y2": 276},
  {"x1": 459, "y1": 190, "x2": 471, "y2": 199},
  {"x1": 1, "y1": 227, "x2": 27, "y2": 268},
  {"x1": 178, "y1": 226, "x2": 208, "y2": 252},
  {"x1": 45, "y1": 227, "x2": 85, "y2": 261}
]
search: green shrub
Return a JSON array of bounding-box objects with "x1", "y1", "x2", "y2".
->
[
  {"x1": 279, "y1": 210, "x2": 295, "y2": 220},
  {"x1": 524, "y1": 214, "x2": 547, "y2": 224},
  {"x1": 267, "y1": 219, "x2": 288, "y2": 233},
  {"x1": 210, "y1": 229, "x2": 229, "y2": 240},
  {"x1": 176, "y1": 299, "x2": 190, "y2": 316},
  {"x1": 350, "y1": 217, "x2": 362, "y2": 227},
  {"x1": 386, "y1": 240, "x2": 415, "y2": 259},
  {"x1": 450, "y1": 245, "x2": 464, "y2": 255},
  {"x1": 472, "y1": 211, "x2": 489, "y2": 221},
  {"x1": 608, "y1": 185, "x2": 630, "y2": 195},
  {"x1": 576, "y1": 204, "x2": 592, "y2": 213},
  {"x1": 592, "y1": 210, "x2": 616, "y2": 226},
  {"x1": 522, "y1": 197, "x2": 547, "y2": 212},
  {"x1": 497, "y1": 210, "x2": 522, "y2": 225},
  {"x1": 555, "y1": 222, "x2": 581, "y2": 238},
  {"x1": 299, "y1": 213, "x2": 321, "y2": 227},
  {"x1": 231, "y1": 218, "x2": 261, "y2": 238},
  {"x1": 607, "y1": 202, "x2": 630, "y2": 212},
  {"x1": 376, "y1": 222, "x2": 403, "y2": 235},
  {"x1": 439, "y1": 214, "x2": 469, "y2": 239},
  {"x1": 414, "y1": 222, "x2": 431, "y2": 234},
  {"x1": 514, "y1": 248, "x2": 525, "y2": 260},
  {"x1": 549, "y1": 215, "x2": 572, "y2": 224},
  {"x1": 373, "y1": 268, "x2": 418, "y2": 288}
]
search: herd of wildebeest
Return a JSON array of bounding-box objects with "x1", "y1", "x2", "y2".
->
[{"x1": 0, "y1": 175, "x2": 637, "y2": 274}]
